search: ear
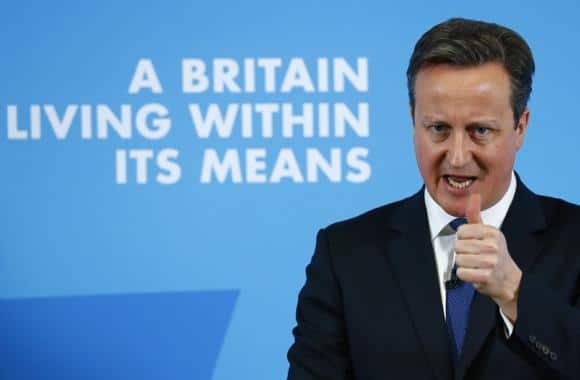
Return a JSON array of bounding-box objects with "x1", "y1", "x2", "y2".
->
[{"x1": 515, "y1": 108, "x2": 530, "y2": 150}]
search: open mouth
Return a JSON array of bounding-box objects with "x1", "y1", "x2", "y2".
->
[{"x1": 443, "y1": 175, "x2": 476, "y2": 190}]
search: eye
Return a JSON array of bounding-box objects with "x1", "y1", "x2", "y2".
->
[
  {"x1": 428, "y1": 123, "x2": 449, "y2": 135},
  {"x1": 472, "y1": 126, "x2": 492, "y2": 138}
]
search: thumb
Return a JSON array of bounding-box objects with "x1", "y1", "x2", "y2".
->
[{"x1": 466, "y1": 193, "x2": 482, "y2": 224}]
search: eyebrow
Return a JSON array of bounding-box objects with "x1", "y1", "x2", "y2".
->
[
  {"x1": 420, "y1": 119, "x2": 451, "y2": 128},
  {"x1": 420, "y1": 119, "x2": 500, "y2": 128},
  {"x1": 467, "y1": 120, "x2": 500, "y2": 128}
]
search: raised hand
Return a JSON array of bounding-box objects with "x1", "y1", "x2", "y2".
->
[{"x1": 455, "y1": 193, "x2": 522, "y2": 322}]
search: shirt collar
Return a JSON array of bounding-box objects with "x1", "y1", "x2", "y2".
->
[{"x1": 424, "y1": 171, "x2": 517, "y2": 240}]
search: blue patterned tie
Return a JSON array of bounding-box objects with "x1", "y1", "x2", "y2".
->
[{"x1": 446, "y1": 217, "x2": 474, "y2": 363}]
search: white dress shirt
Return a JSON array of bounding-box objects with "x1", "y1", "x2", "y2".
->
[{"x1": 424, "y1": 171, "x2": 517, "y2": 336}]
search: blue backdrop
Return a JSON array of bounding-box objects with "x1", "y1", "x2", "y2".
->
[{"x1": 1, "y1": 1, "x2": 579, "y2": 379}]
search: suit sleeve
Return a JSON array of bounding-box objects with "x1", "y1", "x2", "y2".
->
[
  {"x1": 287, "y1": 229, "x2": 355, "y2": 380},
  {"x1": 511, "y1": 271, "x2": 580, "y2": 379}
]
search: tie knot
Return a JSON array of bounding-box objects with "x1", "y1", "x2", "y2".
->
[{"x1": 449, "y1": 217, "x2": 467, "y2": 231}]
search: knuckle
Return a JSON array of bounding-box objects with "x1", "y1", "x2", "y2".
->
[
  {"x1": 483, "y1": 269, "x2": 493, "y2": 281},
  {"x1": 485, "y1": 241, "x2": 498, "y2": 252}
]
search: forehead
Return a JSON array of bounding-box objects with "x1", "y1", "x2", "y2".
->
[{"x1": 414, "y1": 62, "x2": 513, "y2": 121}]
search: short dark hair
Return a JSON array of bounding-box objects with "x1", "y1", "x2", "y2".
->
[{"x1": 407, "y1": 18, "x2": 535, "y2": 125}]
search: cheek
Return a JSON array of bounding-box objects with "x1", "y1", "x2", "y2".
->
[
  {"x1": 414, "y1": 137, "x2": 439, "y2": 178},
  {"x1": 485, "y1": 141, "x2": 517, "y2": 170},
  {"x1": 491, "y1": 152, "x2": 516, "y2": 178},
  {"x1": 477, "y1": 147, "x2": 516, "y2": 190}
]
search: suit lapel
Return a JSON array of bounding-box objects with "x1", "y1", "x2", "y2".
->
[
  {"x1": 455, "y1": 175, "x2": 547, "y2": 379},
  {"x1": 384, "y1": 190, "x2": 453, "y2": 380},
  {"x1": 500, "y1": 176, "x2": 547, "y2": 272}
]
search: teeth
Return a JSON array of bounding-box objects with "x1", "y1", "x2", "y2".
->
[{"x1": 447, "y1": 177, "x2": 473, "y2": 189}]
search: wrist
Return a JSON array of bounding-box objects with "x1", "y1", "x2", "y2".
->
[{"x1": 498, "y1": 267, "x2": 522, "y2": 323}]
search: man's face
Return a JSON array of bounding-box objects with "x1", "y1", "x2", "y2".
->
[{"x1": 412, "y1": 62, "x2": 529, "y2": 216}]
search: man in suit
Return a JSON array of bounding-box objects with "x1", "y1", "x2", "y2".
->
[{"x1": 287, "y1": 18, "x2": 580, "y2": 380}]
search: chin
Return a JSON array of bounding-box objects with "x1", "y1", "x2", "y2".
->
[
  {"x1": 436, "y1": 192, "x2": 469, "y2": 217},
  {"x1": 443, "y1": 205, "x2": 466, "y2": 217}
]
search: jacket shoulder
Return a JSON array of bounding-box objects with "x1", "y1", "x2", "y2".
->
[
  {"x1": 322, "y1": 193, "x2": 418, "y2": 245},
  {"x1": 537, "y1": 194, "x2": 580, "y2": 228}
]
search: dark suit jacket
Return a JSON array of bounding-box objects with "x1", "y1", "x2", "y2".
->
[{"x1": 287, "y1": 177, "x2": 580, "y2": 380}]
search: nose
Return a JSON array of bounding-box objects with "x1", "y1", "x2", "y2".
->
[{"x1": 447, "y1": 132, "x2": 471, "y2": 168}]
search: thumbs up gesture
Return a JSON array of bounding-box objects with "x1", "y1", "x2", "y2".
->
[{"x1": 454, "y1": 193, "x2": 523, "y2": 323}]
